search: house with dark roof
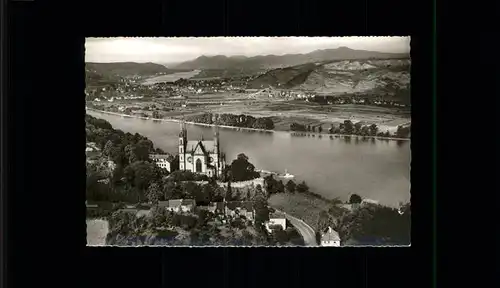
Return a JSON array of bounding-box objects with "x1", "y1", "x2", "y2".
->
[
  {"x1": 207, "y1": 202, "x2": 226, "y2": 215},
  {"x1": 320, "y1": 227, "x2": 340, "y2": 247},
  {"x1": 225, "y1": 201, "x2": 256, "y2": 221}
]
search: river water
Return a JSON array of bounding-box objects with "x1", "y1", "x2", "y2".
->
[
  {"x1": 87, "y1": 110, "x2": 411, "y2": 207},
  {"x1": 141, "y1": 70, "x2": 201, "y2": 85}
]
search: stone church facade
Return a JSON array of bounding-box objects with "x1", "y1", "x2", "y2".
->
[{"x1": 178, "y1": 122, "x2": 226, "y2": 178}]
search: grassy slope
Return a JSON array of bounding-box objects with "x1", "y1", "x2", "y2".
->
[
  {"x1": 267, "y1": 193, "x2": 333, "y2": 231},
  {"x1": 246, "y1": 59, "x2": 410, "y2": 102}
]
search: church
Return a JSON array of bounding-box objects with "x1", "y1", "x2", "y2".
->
[{"x1": 178, "y1": 121, "x2": 227, "y2": 178}]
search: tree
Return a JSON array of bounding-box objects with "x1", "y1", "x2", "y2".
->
[
  {"x1": 274, "y1": 229, "x2": 289, "y2": 245},
  {"x1": 135, "y1": 139, "x2": 153, "y2": 161},
  {"x1": 155, "y1": 148, "x2": 165, "y2": 154},
  {"x1": 296, "y1": 181, "x2": 309, "y2": 193},
  {"x1": 151, "y1": 206, "x2": 168, "y2": 227},
  {"x1": 342, "y1": 203, "x2": 411, "y2": 245},
  {"x1": 285, "y1": 180, "x2": 296, "y2": 193},
  {"x1": 146, "y1": 182, "x2": 162, "y2": 204},
  {"x1": 183, "y1": 182, "x2": 201, "y2": 198},
  {"x1": 134, "y1": 163, "x2": 157, "y2": 192},
  {"x1": 201, "y1": 184, "x2": 215, "y2": 203},
  {"x1": 360, "y1": 125, "x2": 370, "y2": 136},
  {"x1": 103, "y1": 140, "x2": 114, "y2": 157},
  {"x1": 276, "y1": 180, "x2": 285, "y2": 194},
  {"x1": 369, "y1": 124, "x2": 378, "y2": 136},
  {"x1": 354, "y1": 122, "x2": 362, "y2": 134},
  {"x1": 343, "y1": 120, "x2": 354, "y2": 134},
  {"x1": 230, "y1": 153, "x2": 259, "y2": 182},
  {"x1": 349, "y1": 194, "x2": 362, "y2": 204},
  {"x1": 254, "y1": 198, "x2": 270, "y2": 227},
  {"x1": 254, "y1": 184, "x2": 266, "y2": 201},
  {"x1": 396, "y1": 125, "x2": 411, "y2": 138},
  {"x1": 264, "y1": 175, "x2": 278, "y2": 195},
  {"x1": 124, "y1": 144, "x2": 138, "y2": 164},
  {"x1": 152, "y1": 111, "x2": 161, "y2": 119},
  {"x1": 317, "y1": 210, "x2": 335, "y2": 233},
  {"x1": 339, "y1": 123, "x2": 345, "y2": 133},
  {"x1": 225, "y1": 181, "x2": 233, "y2": 202}
]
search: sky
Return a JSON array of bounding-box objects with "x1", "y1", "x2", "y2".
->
[{"x1": 85, "y1": 37, "x2": 410, "y2": 64}]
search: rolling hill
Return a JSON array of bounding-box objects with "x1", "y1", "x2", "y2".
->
[
  {"x1": 174, "y1": 47, "x2": 409, "y2": 70},
  {"x1": 246, "y1": 59, "x2": 411, "y2": 103}
]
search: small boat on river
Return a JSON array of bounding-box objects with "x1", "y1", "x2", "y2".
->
[{"x1": 282, "y1": 169, "x2": 295, "y2": 179}]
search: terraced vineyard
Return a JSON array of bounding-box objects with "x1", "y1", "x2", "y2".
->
[{"x1": 246, "y1": 59, "x2": 411, "y2": 102}]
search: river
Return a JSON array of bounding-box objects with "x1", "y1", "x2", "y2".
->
[
  {"x1": 141, "y1": 70, "x2": 201, "y2": 85},
  {"x1": 87, "y1": 110, "x2": 411, "y2": 207}
]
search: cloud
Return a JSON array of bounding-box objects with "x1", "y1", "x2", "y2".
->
[{"x1": 85, "y1": 37, "x2": 410, "y2": 63}]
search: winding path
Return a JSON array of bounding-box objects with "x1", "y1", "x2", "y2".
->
[{"x1": 274, "y1": 209, "x2": 318, "y2": 246}]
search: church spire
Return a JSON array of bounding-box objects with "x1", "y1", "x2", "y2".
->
[{"x1": 179, "y1": 116, "x2": 187, "y2": 139}]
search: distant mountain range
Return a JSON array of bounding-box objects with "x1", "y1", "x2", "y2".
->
[{"x1": 173, "y1": 47, "x2": 409, "y2": 70}]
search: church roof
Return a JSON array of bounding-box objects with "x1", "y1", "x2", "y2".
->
[{"x1": 186, "y1": 140, "x2": 216, "y2": 154}]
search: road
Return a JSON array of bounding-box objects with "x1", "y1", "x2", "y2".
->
[{"x1": 275, "y1": 210, "x2": 318, "y2": 246}]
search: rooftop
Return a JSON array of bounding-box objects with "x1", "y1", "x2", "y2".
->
[
  {"x1": 210, "y1": 202, "x2": 225, "y2": 211},
  {"x1": 158, "y1": 199, "x2": 183, "y2": 208},
  {"x1": 321, "y1": 227, "x2": 340, "y2": 242},
  {"x1": 186, "y1": 140, "x2": 216, "y2": 154},
  {"x1": 269, "y1": 211, "x2": 286, "y2": 219},
  {"x1": 181, "y1": 199, "x2": 196, "y2": 206},
  {"x1": 149, "y1": 154, "x2": 172, "y2": 160},
  {"x1": 226, "y1": 201, "x2": 254, "y2": 211},
  {"x1": 169, "y1": 199, "x2": 183, "y2": 207}
]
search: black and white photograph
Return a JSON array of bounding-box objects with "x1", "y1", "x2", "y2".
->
[{"x1": 85, "y1": 37, "x2": 411, "y2": 247}]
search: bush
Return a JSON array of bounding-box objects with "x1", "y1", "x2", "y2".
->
[
  {"x1": 172, "y1": 214, "x2": 198, "y2": 230},
  {"x1": 349, "y1": 194, "x2": 362, "y2": 204}
]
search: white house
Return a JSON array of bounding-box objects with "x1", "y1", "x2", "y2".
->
[
  {"x1": 158, "y1": 199, "x2": 196, "y2": 213},
  {"x1": 149, "y1": 154, "x2": 173, "y2": 172},
  {"x1": 320, "y1": 227, "x2": 340, "y2": 247},
  {"x1": 265, "y1": 211, "x2": 287, "y2": 232}
]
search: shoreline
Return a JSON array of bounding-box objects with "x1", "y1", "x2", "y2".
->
[{"x1": 86, "y1": 107, "x2": 410, "y2": 141}]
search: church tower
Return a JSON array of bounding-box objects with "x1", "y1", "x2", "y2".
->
[
  {"x1": 179, "y1": 120, "x2": 187, "y2": 171},
  {"x1": 213, "y1": 125, "x2": 220, "y2": 177}
]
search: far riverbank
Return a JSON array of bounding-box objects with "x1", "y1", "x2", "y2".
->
[{"x1": 86, "y1": 107, "x2": 410, "y2": 141}]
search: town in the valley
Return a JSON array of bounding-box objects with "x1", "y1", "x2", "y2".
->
[{"x1": 86, "y1": 37, "x2": 411, "y2": 247}]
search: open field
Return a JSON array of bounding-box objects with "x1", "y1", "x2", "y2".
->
[
  {"x1": 91, "y1": 93, "x2": 410, "y2": 134},
  {"x1": 268, "y1": 193, "x2": 334, "y2": 231},
  {"x1": 86, "y1": 219, "x2": 109, "y2": 246}
]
